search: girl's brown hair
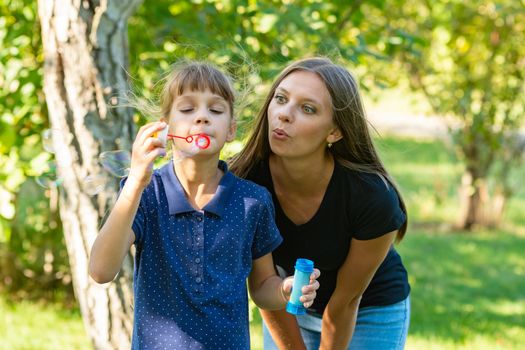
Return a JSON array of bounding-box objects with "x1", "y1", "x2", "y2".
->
[
  {"x1": 159, "y1": 61, "x2": 236, "y2": 118},
  {"x1": 229, "y1": 57, "x2": 407, "y2": 242}
]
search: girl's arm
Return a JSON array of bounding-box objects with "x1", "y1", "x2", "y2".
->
[
  {"x1": 88, "y1": 121, "x2": 167, "y2": 283},
  {"x1": 319, "y1": 230, "x2": 397, "y2": 350},
  {"x1": 259, "y1": 308, "x2": 307, "y2": 350},
  {"x1": 248, "y1": 253, "x2": 320, "y2": 350}
]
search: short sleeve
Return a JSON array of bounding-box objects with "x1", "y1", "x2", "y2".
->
[
  {"x1": 352, "y1": 175, "x2": 406, "y2": 240},
  {"x1": 119, "y1": 177, "x2": 146, "y2": 244},
  {"x1": 251, "y1": 190, "x2": 283, "y2": 259}
]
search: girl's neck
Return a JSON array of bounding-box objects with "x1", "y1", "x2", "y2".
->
[
  {"x1": 173, "y1": 156, "x2": 223, "y2": 210},
  {"x1": 269, "y1": 151, "x2": 334, "y2": 194}
]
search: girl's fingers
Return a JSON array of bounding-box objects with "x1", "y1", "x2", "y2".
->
[
  {"x1": 137, "y1": 121, "x2": 167, "y2": 146},
  {"x1": 135, "y1": 122, "x2": 159, "y2": 142},
  {"x1": 144, "y1": 147, "x2": 166, "y2": 162},
  {"x1": 142, "y1": 137, "x2": 164, "y2": 153}
]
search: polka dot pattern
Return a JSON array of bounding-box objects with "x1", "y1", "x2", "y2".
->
[{"x1": 122, "y1": 160, "x2": 282, "y2": 349}]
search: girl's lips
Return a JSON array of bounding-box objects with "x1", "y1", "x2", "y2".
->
[{"x1": 272, "y1": 128, "x2": 289, "y2": 140}]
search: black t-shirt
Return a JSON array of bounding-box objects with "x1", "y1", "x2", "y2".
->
[{"x1": 246, "y1": 159, "x2": 410, "y2": 316}]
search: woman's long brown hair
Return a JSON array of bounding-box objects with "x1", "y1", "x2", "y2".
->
[{"x1": 229, "y1": 57, "x2": 407, "y2": 242}]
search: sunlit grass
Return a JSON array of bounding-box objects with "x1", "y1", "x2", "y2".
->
[
  {"x1": 0, "y1": 297, "x2": 91, "y2": 350},
  {"x1": 397, "y1": 229, "x2": 525, "y2": 350}
]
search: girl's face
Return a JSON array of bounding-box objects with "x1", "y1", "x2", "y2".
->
[
  {"x1": 267, "y1": 70, "x2": 340, "y2": 159},
  {"x1": 167, "y1": 89, "x2": 236, "y2": 156}
]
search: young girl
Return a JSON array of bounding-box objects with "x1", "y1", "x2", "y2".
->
[{"x1": 88, "y1": 62, "x2": 320, "y2": 349}]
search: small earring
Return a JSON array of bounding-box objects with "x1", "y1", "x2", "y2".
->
[{"x1": 328, "y1": 142, "x2": 333, "y2": 148}]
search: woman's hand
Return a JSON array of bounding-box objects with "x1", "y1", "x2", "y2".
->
[
  {"x1": 282, "y1": 269, "x2": 321, "y2": 308},
  {"x1": 128, "y1": 121, "x2": 167, "y2": 189}
]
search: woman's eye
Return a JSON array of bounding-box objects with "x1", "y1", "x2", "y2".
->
[
  {"x1": 303, "y1": 105, "x2": 316, "y2": 114},
  {"x1": 274, "y1": 94, "x2": 286, "y2": 104}
]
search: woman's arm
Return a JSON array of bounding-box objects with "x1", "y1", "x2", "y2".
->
[{"x1": 319, "y1": 230, "x2": 397, "y2": 350}]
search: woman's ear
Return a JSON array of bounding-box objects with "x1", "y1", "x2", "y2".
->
[
  {"x1": 327, "y1": 127, "x2": 343, "y2": 144},
  {"x1": 226, "y1": 119, "x2": 237, "y2": 142}
]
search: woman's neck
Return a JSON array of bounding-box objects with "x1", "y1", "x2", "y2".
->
[{"x1": 269, "y1": 151, "x2": 334, "y2": 194}]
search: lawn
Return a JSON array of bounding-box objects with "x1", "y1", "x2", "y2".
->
[{"x1": 2, "y1": 136, "x2": 524, "y2": 349}]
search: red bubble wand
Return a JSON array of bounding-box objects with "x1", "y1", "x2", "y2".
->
[{"x1": 167, "y1": 133, "x2": 210, "y2": 149}]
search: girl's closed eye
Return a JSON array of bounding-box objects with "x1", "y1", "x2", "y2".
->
[
  {"x1": 179, "y1": 105, "x2": 194, "y2": 113},
  {"x1": 209, "y1": 105, "x2": 225, "y2": 114}
]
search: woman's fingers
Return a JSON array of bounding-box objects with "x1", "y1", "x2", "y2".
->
[{"x1": 298, "y1": 269, "x2": 321, "y2": 307}]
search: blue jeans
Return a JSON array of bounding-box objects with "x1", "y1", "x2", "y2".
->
[{"x1": 263, "y1": 296, "x2": 410, "y2": 350}]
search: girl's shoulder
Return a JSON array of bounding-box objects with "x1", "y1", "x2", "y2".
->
[{"x1": 230, "y1": 172, "x2": 273, "y2": 203}]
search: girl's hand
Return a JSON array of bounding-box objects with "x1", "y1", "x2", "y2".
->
[
  {"x1": 128, "y1": 121, "x2": 167, "y2": 189},
  {"x1": 282, "y1": 268, "x2": 321, "y2": 308}
]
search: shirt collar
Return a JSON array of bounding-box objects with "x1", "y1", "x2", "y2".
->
[{"x1": 159, "y1": 160, "x2": 235, "y2": 217}]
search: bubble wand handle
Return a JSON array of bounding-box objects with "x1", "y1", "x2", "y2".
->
[{"x1": 286, "y1": 258, "x2": 314, "y2": 315}]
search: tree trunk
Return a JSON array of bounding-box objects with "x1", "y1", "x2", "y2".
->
[
  {"x1": 457, "y1": 168, "x2": 500, "y2": 230},
  {"x1": 38, "y1": 1, "x2": 143, "y2": 348}
]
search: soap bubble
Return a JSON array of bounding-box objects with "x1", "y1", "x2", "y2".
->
[
  {"x1": 83, "y1": 174, "x2": 108, "y2": 196},
  {"x1": 35, "y1": 161, "x2": 63, "y2": 188},
  {"x1": 99, "y1": 150, "x2": 131, "y2": 177},
  {"x1": 41, "y1": 129, "x2": 61, "y2": 154}
]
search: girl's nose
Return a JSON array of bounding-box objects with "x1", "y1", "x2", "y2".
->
[{"x1": 194, "y1": 110, "x2": 210, "y2": 124}]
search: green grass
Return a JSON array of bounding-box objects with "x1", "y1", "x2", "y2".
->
[
  {"x1": 0, "y1": 297, "x2": 91, "y2": 350},
  {"x1": 3, "y1": 136, "x2": 525, "y2": 349},
  {"x1": 399, "y1": 229, "x2": 525, "y2": 350}
]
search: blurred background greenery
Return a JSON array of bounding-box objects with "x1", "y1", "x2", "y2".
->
[{"x1": 1, "y1": 0, "x2": 524, "y2": 349}]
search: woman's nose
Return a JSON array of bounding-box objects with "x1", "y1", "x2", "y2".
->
[{"x1": 277, "y1": 106, "x2": 293, "y2": 123}]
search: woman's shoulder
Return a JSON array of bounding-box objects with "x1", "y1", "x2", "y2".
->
[
  {"x1": 337, "y1": 164, "x2": 395, "y2": 198},
  {"x1": 336, "y1": 164, "x2": 406, "y2": 238},
  {"x1": 339, "y1": 165, "x2": 399, "y2": 209},
  {"x1": 243, "y1": 159, "x2": 269, "y2": 183}
]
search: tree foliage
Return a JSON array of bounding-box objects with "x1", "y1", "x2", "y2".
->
[
  {"x1": 389, "y1": 0, "x2": 525, "y2": 228},
  {"x1": 0, "y1": 0, "x2": 72, "y2": 298}
]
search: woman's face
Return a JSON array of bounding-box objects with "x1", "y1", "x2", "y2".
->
[{"x1": 267, "y1": 70, "x2": 339, "y2": 159}]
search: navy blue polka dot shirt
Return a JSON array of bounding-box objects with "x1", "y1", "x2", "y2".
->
[{"x1": 122, "y1": 160, "x2": 282, "y2": 349}]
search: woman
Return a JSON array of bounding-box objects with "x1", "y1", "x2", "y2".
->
[{"x1": 230, "y1": 57, "x2": 410, "y2": 350}]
